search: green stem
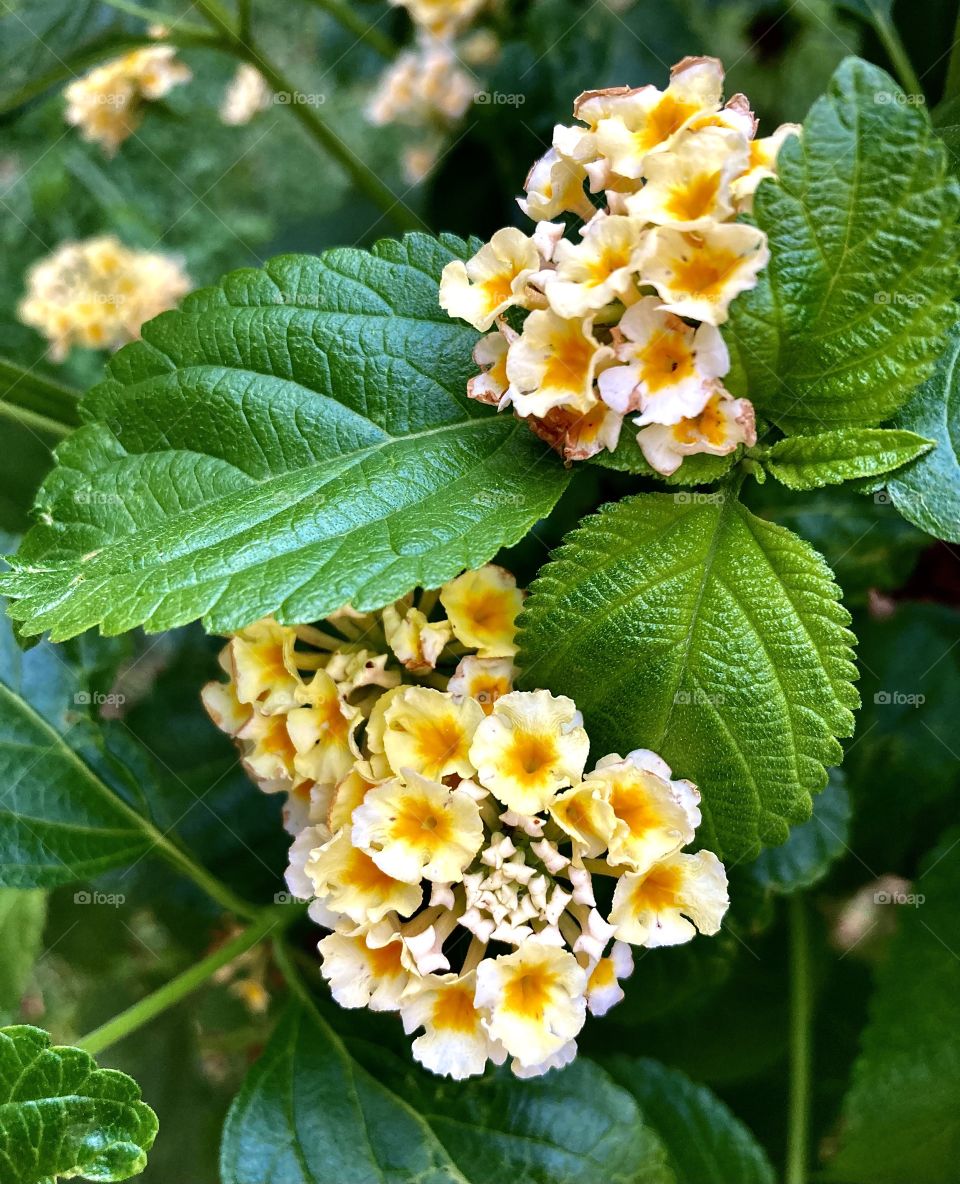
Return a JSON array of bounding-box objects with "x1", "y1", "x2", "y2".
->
[
  {"x1": 0, "y1": 357, "x2": 82, "y2": 432},
  {"x1": 237, "y1": 0, "x2": 252, "y2": 43},
  {"x1": 99, "y1": 0, "x2": 213, "y2": 37},
  {"x1": 151, "y1": 838, "x2": 262, "y2": 920},
  {"x1": 0, "y1": 400, "x2": 73, "y2": 439},
  {"x1": 77, "y1": 906, "x2": 301, "y2": 1055},
  {"x1": 944, "y1": 2, "x2": 960, "y2": 103},
  {"x1": 304, "y1": 0, "x2": 398, "y2": 59},
  {"x1": 867, "y1": 1, "x2": 922, "y2": 98},
  {"x1": 193, "y1": 0, "x2": 417, "y2": 231},
  {"x1": 786, "y1": 895, "x2": 813, "y2": 1184}
]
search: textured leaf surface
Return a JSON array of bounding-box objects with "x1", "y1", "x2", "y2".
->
[
  {"x1": 0, "y1": 891, "x2": 46, "y2": 1022},
  {"x1": 0, "y1": 1024, "x2": 157, "y2": 1183},
  {"x1": 0, "y1": 606, "x2": 161, "y2": 887},
  {"x1": 725, "y1": 58, "x2": 960, "y2": 430},
  {"x1": 0, "y1": 235, "x2": 568, "y2": 641},
  {"x1": 764, "y1": 428, "x2": 934, "y2": 490},
  {"x1": 221, "y1": 1002, "x2": 671, "y2": 1184},
  {"x1": 517, "y1": 492, "x2": 858, "y2": 859},
  {"x1": 885, "y1": 319, "x2": 960, "y2": 541},
  {"x1": 750, "y1": 769, "x2": 850, "y2": 892},
  {"x1": 604, "y1": 1057, "x2": 775, "y2": 1184},
  {"x1": 829, "y1": 829, "x2": 960, "y2": 1183}
]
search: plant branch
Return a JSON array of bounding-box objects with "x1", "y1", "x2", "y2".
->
[
  {"x1": 192, "y1": 0, "x2": 418, "y2": 231},
  {"x1": 0, "y1": 358, "x2": 82, "y2": 436},
  {"x1": 786, "y1": 894, "x2": 813, "y2": 1184},
  {"x1": 77, "y1": 905, "x2": 302, "y2": 1055},
  {"x1": 303, "y1": 0, "x2": 398, "y2": 59}
]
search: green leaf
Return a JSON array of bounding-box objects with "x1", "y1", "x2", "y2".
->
[
  {"x1": 750, "y1": 768, "x2": 851, "y2": 892},
  {"x1": 0, "y1": 234, "x2": 569, "y2": 641},
  {"x1": 0, "y1": 606, "x2": 164, "y2": 887},
  {"x1": 0, "y1": 891, "x2": 46, "y2": 1022},
  {"x1": 725, "y1": 58, "x2": 960, "y2": 430},
  {"x1": 0, "y1": 1024, "x2": 157, "y2": 1183},
  {"x1": 221, "y1": 1002, "x2": 671, "y2": 1184},
  {"x1": 763, "y1": 428, "x2": 935, "y2": 490},
  {"x1": 592, "y1": 433, "x2": 739, "y2": 485},
  {"x1": 517, "y1": 491, "x2": 859, "y2": 860},
  {"x1": 884, "y1": 319, "x2": 960, "y2": 542},
  {"x1": 603, "y1": 1057, "x2": 775, "y2": 1184},
  {"x1": 829, "y1": 828, "x2": 960, "y2": 1183}
]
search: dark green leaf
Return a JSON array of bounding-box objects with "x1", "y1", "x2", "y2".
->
[
  {"x1": 764, "y1": 428, "x2": 935, "y2": 490},
  {"x1": 0, "y1": 235, "x2": 569, "y2": 641},
  {"x1": 517, "y1": 491, "x2": 858, "y2": 860},
  {"x1": 0, "y1": 1024, "x2": 157, "y2": 1183},
  {"x1": 0, "y1": 891, "x2": 46, "y2": 1022},
  {"x1": 604, "y1": 1057, "x2": 776, "y2": 1184},
  {"x1": 829, "y1": 828, "x2": 960, "y2": 1183},
  {"x1": 726, "y1": 58, "x2": 960, "y2": 430},
  {"x1": 885, "y1": 318, "x2": 960, "y2": 542},
  {"x1": 221, "y1": 1002, "x2": 673, "y2": 1184},
  {"x1": 750, "y1": 769, "x2": 851, "y2": 892}
]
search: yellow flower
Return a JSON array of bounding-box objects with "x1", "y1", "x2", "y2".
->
[
  {"x1": 448, "y1": 655, "x2": 515, "y2": 715},
  {"x1": 201, "y1": 677, "x2": 251, "y2": 738},
  {"x1": 731, "y1": 123, "x2": 800, "y2": 211},
  {"x1": 550, "y1": 783, "x2": 617, "y2": 858},
  {"x1": 351, "y1": 770, "x2": 484, "y2": 883},
  {"x1": 368, "y1": 40, "x2": 474, "y2": 128},
  {"x1": 389, "y1": 0, "x2": 487, "y2": 38},
  {"x1": 327, "y1": 767, "x2": 377, "y2": 835},
  {"x1": 584, "y1": 941, "x2": 634, "y2": 1016},
  {"x1": 439, "y1": 228, "x2": 542, "y2": 332},
  {"x1": 624, "y1": 125, "x2": 748, "y2": 229},
  {"x1": 380, "y1": 686, "x2": 484, "y2": 781},
  {"x1": 383, "y1": 604, "x2": 453, "y2": 673},
  {"x1": 642, "y1": 222, "x2": 769, "y2": 325},
  {"x1": 636, "y1": 387, "x2": 756, "y2": 475},
  {"x1": 505, "y1": 309, "x2": 613, "y2": 418},
  {"x1": 610, "y1": 850, "x2": 729, "y2": 947},
  {"x1": 526, "y1": 401, "x2": 623, "y2": 463},
  {"x1": 546, "y1": 214, "x2": 648, "y2": 318},
  {"x1": 400, "y1": 971, "x2": 506, "y2": 1079},
  {"x1": 518, "y1": 148, "x2": 597, "y2": 222},
  {"x1": 467, "y1": 329, "x2": 513, "y2": 406},
  {"x1": 593, "y1": 56, "x2": 726, "y2": 179},
  {"x1": 306, "y1": 831, "x2": 423, "y2": 923},
  {"x1": 235, "y1": 708, "x2": 299, "y2": 787},
  {"x1": 439, "y1": 565, "x2": 524, "y2": 658},
  {"x1": 229, "y1": 618, "x2": 302, "y2": 713},
  {"x1": 584, "y1": 750, "x2": 700, "y2": 872},
  {"x1": 319, "y1": 930, "x2": 416, "y2": 1011},
  {"x1": 286, "y1": 670, "x2": 362, "y2": 784},
  {"x1": 468, "y1": 689, "x2": 589, "y2": 814},
  {"x1": 474, "y1": 941, "x2": 587, "y2": 1067},
  {"x1": 598, "y1": 295, "x2": 728, "y2": 423}
]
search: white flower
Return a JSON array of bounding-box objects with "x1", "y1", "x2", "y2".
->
[
  {"x1": 474, "y1": 941, "x2": 587, "y2": 1067},
  {"x1": 624, "y1": 125, "x2": 748, "y2": 229},
  {"x1": 439, "y1": 565, "x2": 525, "y2": 658},
  {"x1": 286, "y1": 670, "x2": 361, "y2": 784},
  {"x1": 383, "y1": 604, "x2": 453, "y2": 673},
  {"x1": 319, "y1": 931, "x2": 415, "y2": 1011},
  {"x1": 610, "y1": 850, "x2": 729, "y2": 946},
  {"x1": 642, "y1": 222, "x2": 769, "y2": 326},
  {"x1": 351, "y1": 770, "x2": 484, "y2": 883},
  {"x1": 448, "y1": 655, "x2": 515, "y2": 714},
  {"x1": 546, "y1": 214, "x2": 648, "y2": 318},
  {"x1": 220, "y1": 63, "x2": 271, "y2": 126},
  {"x1": 550, "y1": 783, "x2": 617, "y2": 858},
  {"x1": 469, "y1": 689, "x2": 589, "y2": 814},
  {"x1": 731, "y1": 122, "x2": 800, "y2": 210},
  {"x1": 518, "y1": 147, "x2": 597, "y2": 222},
  {"x1": 636, "y1": 387, "x2": 757, "y2": 475},
  {"x1": 598, "y1": 295, "x2": 728, "y2": 422},
  {"x1": 467, "y1": 329, "x2": 513, "y2": 405},
  {"x1": 306, "y1": 831, "x2": 423, "y2": 923},
  {"x1": 506, "y1": 309, "x2": 613, "y2": 418},
  {"x1": 380, "y1": 685, "x2": 484, "y2": 780},
  {"x1": 585, "y1": 941, "x2": 634, "y2": 1015},
  {"x1": 401, "y1": 971, "x2": 506, "y2": 1078},
  {"x1": 439, "y1": 228, "x2": 541, "y2": 331},
  {"x1": 285, "y1": 824, "x2": 330, "y2": 899}
]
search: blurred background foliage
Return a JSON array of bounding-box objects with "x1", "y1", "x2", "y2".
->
[{"x1": 1, "y1": 1, "x2": 959, "y2": 1180}]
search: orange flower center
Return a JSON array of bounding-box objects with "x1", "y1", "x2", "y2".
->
[
  {"x1": 664, "y1": 171, "x2": 722, "y2": 222},
  {"x1": 637, "y1": 94, "x2": 698, "y2": 153},
  {"x1": 390, "y1": 794, "x2": 455, "y2": 849},
  {"x1": 669, "y1": 238, "x2": 744, "y2": 300},
  {"x1": 542, "y1": 327, "x2": 596, "y2": 393},
  {"x1": 505, "y1": 731, "x2": 558, "y2": 783},
  {"x1": 673, "y1": 397, "x2": 727, "y2": 446},
  {"x1": 503, "y1": 964, "x2": 558, "y2": 1019},
  {"x1": 637, "y1": 329, "x2": 696, "y2": 393},
  {"x1": 431, "y1": 985, "x2": 478, "y2": 1032},
  {"x1": 630, "y1": 864, "x2": 684, "y2": 913}
]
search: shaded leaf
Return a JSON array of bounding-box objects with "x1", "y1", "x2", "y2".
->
[
  {"x1": 0, "y1": 891, "x2": 46, "y2": 1022},
  {"x1": 750, "y1": 769, "x2": 851, "y2": 892}
]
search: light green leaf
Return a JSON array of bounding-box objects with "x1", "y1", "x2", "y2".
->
[
  {"x1": 0, "y1": 234, "x2": 568, "y2": 641},
  {"x1": 725, "y1": 57, "x2": 960, "y2": 430},
  {"x1": 221, "y1": 1002, "x2": 673, "y2": 1184},
  {"x1": 517, "y1": 491, "x2": 858, "y2": 860},
  {"x1": 750, "y1": 768, "x2": 851, "y2": 892},
  {"x1": 0, "y1": 892, "x2": 46, "y2": 1023},
  {"x1": 0, "y1": 605, "x2": 168, "y2": 887},
  {"x1": 604, "y1": 1057, "x2": 775, "y2": 1184},
  {"x1": 885, "y1": 319, "x2": 960, "y2": 542},
  {"x1": 763, "y1": 428, "x2": 934, "y2": 490},
  {"x1": 0, "y1": 1024, "x2": 157, "y2": 1183},
  {"x1": 829, "y1": 828, "x2": 960, "y2": 1183}
]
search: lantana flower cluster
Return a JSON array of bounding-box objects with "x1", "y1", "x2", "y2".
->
[
  {"x1": 64, "y1": 46, "x2": 192, "y2": 155},
  {"x1": 18, "y1": 236, "x2": 191, "y2": 360},
  {"x1": 440, "y1": 56, "x2": 799, "y2": 474},
  {"x1": 369, "y1": 0, "x2": 497, "y2": 182},
  {"x1": 204, "y1": 565, "x2": 729, "y2": 1079}
]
